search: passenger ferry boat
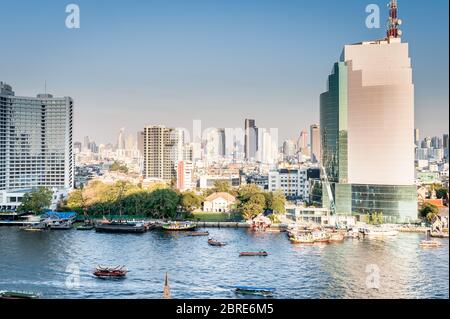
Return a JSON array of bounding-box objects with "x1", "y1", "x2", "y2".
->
[
  {"x1": 162, "y1": 222, "x2": 196, "y2": 231},
  {"x1": 361, "y1": 226, "x2": 399, "y2": 238}
]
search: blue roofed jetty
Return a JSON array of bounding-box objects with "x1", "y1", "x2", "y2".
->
[{"x1": 42, "y1": 211, "x2": 77, "y2": 220}]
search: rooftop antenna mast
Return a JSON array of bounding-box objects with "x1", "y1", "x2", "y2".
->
[{"x1": 387, "y1": 0, "x2": 403, "y2": 39}]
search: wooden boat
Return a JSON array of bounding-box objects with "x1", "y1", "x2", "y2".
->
[
  {"x1": 329, "y1": 232, "x2": 345, "y2": 242},
  {"x1": 430, "y1": 231, "x2": 449, "y2": 238},
  {"x1": 419, "y1": 240, "x2": 443, "y2": 248},
  {"x1": 93, "y1": 265, "x2": 128, "y2": 278},
  {"x1": 289, "y1": 234, "x2": 315, "y2": 244},
  {"x1": 0, "y1": 291, "x2": 40, "y2": 299},
  {"x1": 162, "y1": 222, "x2": 196, "y2": 231},
  {"x1": 208, "y1": 239, "x2": 226, "y2": 247},
  {"x1": 312, "y1": 231, "x2": 330, "y2": 243},
  {"x1": 239, "y1": 251, "x2": 268, "y2": 257},
  {"x1": 234, "y1": 286, "x2": 275, "y2": 297},
  {"x1": 95, "y1": 221, "x2": 146, "y2": 233},
  {"x1": 49, "y1": 220, "x2": 73, "y2": 230},
  {"x1": 20, "y1": 223, "x2": 47, "y2": 232},
  {"x1": 186, "y1": 231, "x2": 209, "y2": 237}
]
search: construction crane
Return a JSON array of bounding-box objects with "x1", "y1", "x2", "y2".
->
[{"x1": 387, "y1": 0, "x2": 403, "y2": 39}]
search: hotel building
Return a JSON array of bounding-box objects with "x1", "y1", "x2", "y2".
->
[{"x1": 0, "y1": 82, "x2": 74, "y2": 211}]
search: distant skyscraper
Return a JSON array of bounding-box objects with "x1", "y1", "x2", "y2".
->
[
  {"x1": 297, "y1": 130, "x2": 309, "y2": 157},
  {"x1": 244, "y1": 119, "x2": 257, "y2": 160},
  {"x1": 137, "y1": 131, "x2": 145, "y2": 156},
  {"x1": 282, "y1": 139, "x2": 296, "y2": 159},
  {"x1": 431, "y1": 136, "x2": 442, "y2": 149},
  {"x1": 310, "y1": 124, "x2": 321, "y2": 163},
  {"x1": 0, "y1": 82, "x2": 74, "y2": 211},
  {"x1": 143, "y1": 125, "x2": 178, "y2": 182},
  {"x1": 414, "y1": 129, "x2": 420, "y2": 146},
  {"x1": 320, "y1": 1, "x2": 416, "y2": 222},
  {"x1": 444, "y1": 134, "x2": 449, "y2": 149},
  {"x1": 421, "y1": 137, "x2": 432, "y2": 149},
  {"x1": 117, "y1": 128, "x2": 126, "y2": 150}
]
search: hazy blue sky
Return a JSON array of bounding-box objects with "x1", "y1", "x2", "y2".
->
[{"x1": 0, "y1": 0, "x2": 448, "y2": 144}]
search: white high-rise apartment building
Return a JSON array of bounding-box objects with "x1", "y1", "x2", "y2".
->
[
  {"x1": 143, "y1": 125, "x2": 178, "y2": 183},
  {"x1": 0, "y1": 82, "x2": 74, "y2": 211}
]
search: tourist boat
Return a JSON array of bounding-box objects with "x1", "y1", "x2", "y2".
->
[
  {"x1": 239, "y1": 251, "x2": 268, "y2": 257},
  {"x1": 186, "y1": 231, "x2": 209, "y2": 236},
  {"x1": 234, "y1": 286, "x2": 275, "y2": 297},
  {"x1": 312, "y1": 231, "x2": 330, "y2": 243},
  {"x1": 93, "y1": 265, "x2": 128, "y2": 278},
  {"x1": 95, "y1": 220, "x2": 146, "y2": 233},
  {"x1": 362, "y1": 227, "x2": 399, "y2": 238},
  {"x1": 289, "y1": 234, "x2": 315, "y2": 244},
  {"x1": 162, "y1": 222, "x2": 196, "y2": 231},
  {"x1": 0, "y1": 290, "x2": 40, "y2": 299},
  {"x1": 345, "y1": 229, "x2": 359, "y2": 239},
  {"x1": 419, "y1": 240, "x2": 443, "y2": 248},
  {"x1": 208, "y1": 239, "x2": 226, "y2": 247},
  {"x1": 20, "y1": 223, "x2": 47, "y2": 232}
]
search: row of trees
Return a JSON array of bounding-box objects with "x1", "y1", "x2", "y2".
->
[{"x1": 58, "y1": 180, "x2": 286, "y2": 221}]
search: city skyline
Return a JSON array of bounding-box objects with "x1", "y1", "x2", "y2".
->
[{"x1": 0, "y1": 0, "x2": 448, "y2": 144}]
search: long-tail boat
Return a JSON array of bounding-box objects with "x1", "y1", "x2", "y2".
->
[
  {"x1": 95, "y1": 220, "x2": 146, "y2": 233},
  {"x1": 234, "y1": 286, "x2": 275, "y2": 297},
  {"x1": 0, "y1": 291, "x2": 40, "y2": 299},
  {"x1": 239, "y1": 251, "x2": 268, "y2": 257},
  {"x1": 93, "y1": 265, "x2": 128, "y2": 278},
  {"x1": 208, "y1": 238, "x2": 226, "y2": 247},
  {"x1": 186, "y1": 231, "x2": 209, "y2": 236}
]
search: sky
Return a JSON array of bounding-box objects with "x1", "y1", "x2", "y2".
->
[{"x1": 0, "y1": 0, "x2": 448, "y2": 144}]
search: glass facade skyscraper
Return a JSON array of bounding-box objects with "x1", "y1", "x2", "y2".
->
[
  {"x1": 0, "y1": 82, "x2": 73, "y2": 210},
  {"x1": 320, "y1": 38, "x2": 417, "y2": 223}
]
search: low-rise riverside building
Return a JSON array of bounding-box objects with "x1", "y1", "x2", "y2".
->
[{"x1": 203, "y1": 192, "x2": 236, "y2": 213}]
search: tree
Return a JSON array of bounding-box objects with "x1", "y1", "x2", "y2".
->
[
  {"x1": 269, "y1": 190, "x2": 286, "y2": 214},
  {"x1": 249, "y1": 193, "x2": 266, "y2": 207},
  {"x1": 435, "y1": 187, "x2": 449, "y2": 200},
  {"x1": 17, "y1": 187, "x2": 53, "y2": 214},
  {"x1": 419, "y1": 203, "x2": 439, "y2": 219},
  {"x1": 109, "y1": 161, "x2": 128, "y2": 174},
  {"x1": 212, "y1": 180, "x2": 232, "y2": 193},
  {"x1": 242, "y1": 202, "x2": 264, "y2": 221},
  {"x1": 147, "y1": 189, "x2": 180, "y2": 219},
  {"x1": 180, "y1": 191, "x2": 202, "y2": 212}
]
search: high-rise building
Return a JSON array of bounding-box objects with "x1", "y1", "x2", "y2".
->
[
  {"x1": 319, "y1": 1, "x2": 416, "y2": 222},
  {"x1": 0, "y1": 82, "x2": 74, "y2": 211},
  {"x1": 421, "y1": 137, "x2": 432, "y2": 149},
  {"x1": 142, "y1": 125, "x2": 178, "y2": 183},
  {"x1": 297, "y1": 130, "x2": 310, "y2": 157},
  {"x1": 431, "y1": 136, "x2": 442, "y2": 149},
  {"x1": 414, "y1": 128, "x2": 420, "y2": 146},
  {"x1": 137, "y1": 131, "x2": 145, "y2": 156},
  {"x1": 282, "y1": 139, "x2": 296, "y2": 159},
  {"x1": 310, "y1": 124, "x2": 321, "y2": 163},
  {"x1": 117, "y1": 128, "x2": 125, "y2": 150},
  {"x1": 244, "y1": 119, "x2": 258, "y2": 160},
  {"x1": 444, "y1": 134, "x2": 449, "y2": 149}
]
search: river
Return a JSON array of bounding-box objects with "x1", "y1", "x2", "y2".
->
[{"x1": 0, "y1": 227, "x2": 448, "y2": 299}]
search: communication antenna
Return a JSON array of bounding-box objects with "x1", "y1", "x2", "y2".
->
[{"x1": 387, "y1": 0, "x2": 402, "y2": 39}]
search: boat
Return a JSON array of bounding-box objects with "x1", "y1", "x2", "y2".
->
[
  {"x1": 312, "y1": 231, "x2": 330, "y2": 243},
  {"x1": 48, "y1": 220, "x2": 73, "y2": 230},
  {"x1": 93, "y1": 265, "x2": 128, "y2": 278},
  {"x1": 329, "y1": 232, "x2": 345, "y2": 242},
  {"x1": 430, "y1": 231, "x2": 449, "y2": 238},
  {"x1": 162, "y1": 222, "x2": 196, "y2": 231},
  {"x1": 95, "y1": 221, "x2": 146, "y2": 233},
  {"x1": 0, "y1": 290, "x2": 40, "y2": 299},
  {"x1": 289, "y1": 233, "x2": 315, "y2": 244},
  {"x1": 345, "y1": 229, "x2": 360, "y2": 239},
  {"x1": 234, "y1": 286, "x2": 275, "y2": 297},
  {"x1": 208, "y1": 238, "x2": 226, "y2": 247},
  {"x1": 76, "y1": 224, "x2": 94, "y2": 230},
  {"x1": 419, "y1": 240, "x2": 443, "y2": 248},
  {"x1": 186, "y1": 231, "x2": 209, "y2": 237},
  {"x1": 362, "y1": 227, "x2": 398, "y2": 238},
  {"x1": 20, "y1": 223, "x2": 47, "y2": 232},
  {"x1": 239, "y1": 251, "x2": 268, "y2": 257}
]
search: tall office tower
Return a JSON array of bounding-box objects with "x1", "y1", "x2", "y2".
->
[
  {"x1": 142, "y1": 125, "x2": 178, "y2": 182},
  {"x1": 297, "y1": 130, "x2": 310, "y2": 156},
  {"x1": 414, "y1": 128, "x2": 420, "y2": 146},
  {"x1": 256, "y1": 128, "x2": 278, "y2": 165},
  {"x1": 431, "y1": 136, "x2": 442, "y2": 149},
  {"x1": 444, "y1": 134, "x2": 449, "y2": 162},
  {"x1": 244, "y1": 119, "x2": 258, "y2": 160},
  {"x1": 310, "y1": 124, "x2": 321, "y2": 163},
  {"x1": 421, "y1": 137, "x2": 432, "y2": 149},
  {"x1": 117, "y1": 128, "x2": 126, "y2": 150},
  {"x1": 0, "y1": 82, "x2": 74, "y2": 211},
  {"x1": 137, "y1": 131, "x2": 145, "y2": 156},
  {"x1": 83, "y1": 136, "x2": 90, "y2": 151},
  {"x1": 204, "y1": 128, "x2": 225, "y2": 164},
  {"x1": 282, "y1": 139, "x2": 296, "y2": 159},
  {"x1": 320, "y1": 1, "x2": 416, "y2": 222}
]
